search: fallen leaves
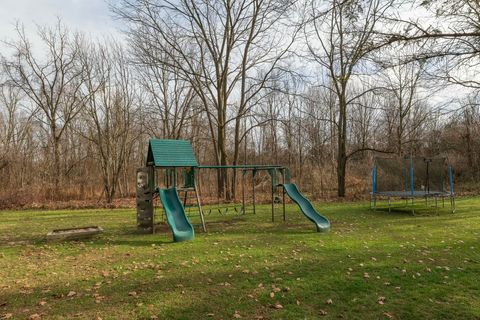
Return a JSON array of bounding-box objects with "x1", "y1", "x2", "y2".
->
[
  {"x1": 1, "y1": 314, "x2": 13, "y2": 319},
  {"x1": 378, "y1": 296, "x2": 386, "y2": 305},
  {"x1": 272, "y1": 302, "x2": 283, "y2": 309},
  {"x1": 66, "y1": 291, "x2": 77, "y2": 297},
  {"x1": 233, "y1": 310, "x2": 242, "y2": 318},
  {"x1": 94, "y1": 294, "x2": 105, "y2": 304},
  {"x1": 325, "y1": 299, "x2": 333, "y2": 305},
  {"x1": 272, "y1": 286, "x2": 281, "y2": 293}
]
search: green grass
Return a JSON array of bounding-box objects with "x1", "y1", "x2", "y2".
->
[{"x1": 0, "y1": 198, "x2": 479, "y2": 319}]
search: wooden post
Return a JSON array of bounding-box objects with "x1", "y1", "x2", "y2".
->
[{"x1": 194, "y1": 174, "x2": 206, "y2": 232}]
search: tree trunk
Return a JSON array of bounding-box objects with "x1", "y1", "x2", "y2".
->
[
  {"x1": 337, "y1": 92, "x2": 347, "y2": 197},
  {"x1": 230, "y1": 115, "x2": 243, "y2": 200},
  {"x1": 51, "y1": 124, "x2": 61, "y2": 198}
]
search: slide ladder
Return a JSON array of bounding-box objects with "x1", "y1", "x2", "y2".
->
[
  {"x1": 283, "y1": 183, "x2": 330, "y2": 232},
  {"x1": 159, "y1": 188, "x2": 195, "y2": 242}
]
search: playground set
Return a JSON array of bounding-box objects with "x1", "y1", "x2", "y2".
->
[
  {"x1": 136, "y1": 139, "x2": 330, "y2": 242},
  {"x1": 370, "y1": 155, "x2": 455, "y2": 215}
]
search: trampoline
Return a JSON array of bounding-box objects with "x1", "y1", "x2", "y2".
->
[{"x1": 370, "y1": 156, "x2": 455, "y2": 215}]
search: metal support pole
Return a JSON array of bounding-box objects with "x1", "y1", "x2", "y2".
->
[
  {"x1": 252, "y1": 170, "x2": 256, "y2": 215},
  {"x1": 241, "y1": 170, "x2": 246, "y2": 215},
  {"x1": 411, "y1": 197, "x2": 415, "y2": 216},
  {"x1": 270, "y1": 168, "x2": 275, "y2": 222},
  {"x1": 388, "y1": 197, "x2": 391, "y2": 213},
  {"x1": 451, "y1": 195, "x2": 455, "y2": 214},
  {"x1": 271, "y1": 185, "x2": 275, "y2": 223},
  {"x1": 282, "y1": 169, "x2": 286, "y2": 221},
  {"x1": 435, "y1": 195, "x2": 438, "y2": 215}
]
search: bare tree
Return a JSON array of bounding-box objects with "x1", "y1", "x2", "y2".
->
[
  {"x1": 379, "y1": 0, "x2": 480, "y2": 89},
  {"x1": 378, "y1": 54, "x2": 430, "y2": 155},
  {"x1": 306, "y1": 0, "x2": 394, "y2": 196},
  {"x1": 135, "y1": 45, "x2": 198, "y2": 139},
  {"x1": 114, "y1": 0, "x2": 298, "y2": 198},
  {"x1": 79, "y1": 40, "x2": 139, "y2": 203},
  {"x1": 2, "y1": 21, "x2": 86, "y2": 195}
]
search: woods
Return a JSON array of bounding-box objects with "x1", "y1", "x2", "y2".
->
[{"x1": 0, "y1": 0, "x2": 479, "y2": 205}]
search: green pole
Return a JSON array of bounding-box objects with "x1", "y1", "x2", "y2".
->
[
  {"x1": 242, "y1": 170, "x2": 246, "y2": 215},
  {"x1": 282, "y1": 168, "x2": 286, "y2": 222},
  {"x1": 252, "y1": 170, "x2": 257, "y2": 215}
]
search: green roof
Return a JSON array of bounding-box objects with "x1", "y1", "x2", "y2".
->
[{"x1": 146, "y1": 139, "x2": 199, "y2": 167}]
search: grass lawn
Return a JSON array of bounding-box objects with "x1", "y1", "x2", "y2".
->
[{"x1": 0, "y1": 197, "x2": 479, "y2": 319}]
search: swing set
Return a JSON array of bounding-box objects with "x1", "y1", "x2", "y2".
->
[{"x1": 136, "y1": 139, "x2": 330, "y2": 242}]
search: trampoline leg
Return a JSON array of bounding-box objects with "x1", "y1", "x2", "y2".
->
[
  {"x1": 411, "y1": 197, "x2": 415, "y2": 216},
  {"x1": 435, "y1": 195, "x2": 438, "y2": 215},
  {"x1": 388, "y1": 197, "x2": 391, "y2": 213},
  {"x1": 373, "y1": 195, "x2": 377, "y2": 211},
  {"x1": 451, "y1": 195, "x2": 455, "y2": 214},
  {"x1": 442, "y1": 196, "x2": 445, "y2": 208}
]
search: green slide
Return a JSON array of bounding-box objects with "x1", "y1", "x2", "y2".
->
[
  {"x1": 158, "y1": 188, "x2": 195, "y2": 242},
  {"x1": 283, "y1": 183, "x2": 330, "y2": 232}
]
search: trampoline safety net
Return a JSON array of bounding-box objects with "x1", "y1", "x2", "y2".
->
[{"x1": 373, "y1": 156, "x2": 451, "y2": 196}]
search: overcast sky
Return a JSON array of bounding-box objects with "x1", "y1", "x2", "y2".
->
[
  {"x1": 0, "y1": 0, "x2": 473, "y2": 109},
  {"x1": 0, "y1": 0, "x2": 121, "y2": 42}
]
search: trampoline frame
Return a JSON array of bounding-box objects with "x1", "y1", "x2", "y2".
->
[{"x1": 370, "y1": 156, "x2": 455, "y2": 215}]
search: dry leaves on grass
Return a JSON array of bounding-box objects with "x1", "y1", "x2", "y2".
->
[
  {"x1": 233, "y1": 310, "x2": 242, "y2": 318},
  {"x1": 1, "y1": 314, "x2": 13, "y2": 319},
  {"x1": 67, "y1": 291, "x2": 77, "y2": 297},
  {"x1": 326, "y1": 299, "x2": 333, "y2": 305},
  {"x1": 378, "y1": 296, "x2": 386, "y2": 305},
  {"x1": 272, "y1": 302, "x2": 283, "y2": 309}
]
